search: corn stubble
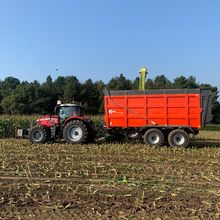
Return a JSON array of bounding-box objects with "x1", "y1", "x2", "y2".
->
[{"x1": 0, "y1": 117, "x2": 220, "y2": 218}]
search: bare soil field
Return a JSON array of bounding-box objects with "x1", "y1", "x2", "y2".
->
[{"x1": 0, "y1": 130, "x2": 220, "y2": 219}]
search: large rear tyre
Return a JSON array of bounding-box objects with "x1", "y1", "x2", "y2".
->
[
  {"x1": 168, "y1": 129, "x2": 189, "y2": 147},
  {"x1": 28, "y1": 125, "x2": 50, "y2": 144},
  {"x1": 143, "y1": 129, "x2": 164, "y2": 146},
  {"x1": 63, "y1": 120, "x2": 88, "y2": 144}
]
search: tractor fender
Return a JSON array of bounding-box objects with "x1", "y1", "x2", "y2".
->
[{"x1": 63, "y1": 117, "x2": 91, "y2": 127}]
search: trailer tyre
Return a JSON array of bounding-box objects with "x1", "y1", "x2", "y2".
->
[
  {"x1": 143, "y1": 129, "x2": 164, "y2": 146},
  {"x1": 63, "y1": 120, "x2": 88, "y2": 144},
  {"x1": 29, "y1": 125, "x2": 49, "y2": 144},
  {"x1": 168, "y1": 129, "x2": 189, "y2": 147}
]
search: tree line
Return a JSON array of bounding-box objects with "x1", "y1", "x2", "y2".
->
[{"x1": 0, "y1": 74, "x2": 219, "y2": 123}]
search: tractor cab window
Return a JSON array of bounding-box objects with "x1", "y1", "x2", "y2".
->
[{"x1": 58, "y1": 106, "x2": 83, "y2": 119}]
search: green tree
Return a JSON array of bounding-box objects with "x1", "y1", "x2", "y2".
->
[
  {"x1": 1, "y1": 82, "x2": 37, "y2": 114},
  {"x1": 63, "y1": 76, "x2": 81, "y2": 103},
  {"x1": 0, "y1": 77, "x2": 20, "y2": 98},
  {"x1": 81, "y1": 79, "x2": 100, "y2": 114},
  {"x1": 40, "y1": 75, "x2": 58, "y2": 113},
  {"x1": 185, "y1": 76, "x2": 199, "y2": 89},
  {"x1": 108, "y1": 74, "x2": 132, "y2": 90},
  {"x1": 94, "y1": 80, "x2": 105, "y2": 114},
  {"x1": 173, "y1": 76, "x2": 188, "y2": 89},
  {"x1": 53, "y1": 76, "x2": 66, "y2": 99},
  {"x1": 173, "y1": 75, "x2": 198, "y2": 89},
  {"x1": 145, "y1": 79, "x2": 155, "y2": 89},
  {"x1": 154, "y1": 75, "x2": 172, "y2": 89},
  {"x1": 132, "y1": 77, "x2": 139, "y2": 90}
]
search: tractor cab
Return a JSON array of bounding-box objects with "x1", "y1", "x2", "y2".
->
[
  {"x1": 55, "y1": 102, "x2": 85, "y2": 124},
  {"x1": 57, "y1": 104, "x2": 84, "y2": 119}
]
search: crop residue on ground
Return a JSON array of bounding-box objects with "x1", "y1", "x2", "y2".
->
[{"x1": 0, "y1": 130, "x2": 220, "y2": 219}]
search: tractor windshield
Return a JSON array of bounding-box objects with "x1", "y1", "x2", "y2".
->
[{"x1": 58, "y1": 106, "x2": 84, "y2": 119}]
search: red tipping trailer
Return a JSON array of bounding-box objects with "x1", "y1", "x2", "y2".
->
[{"x1": 104, "y1": 88, "x2": 212, "y2": 147}]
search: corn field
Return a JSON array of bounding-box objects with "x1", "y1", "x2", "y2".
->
[{"x1": 0, "y1": 115, "x2": 36, "y2": 138}]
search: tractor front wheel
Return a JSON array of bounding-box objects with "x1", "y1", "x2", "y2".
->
[
  {"x1": 63, "y1": 120, "x2": 88, "y2": 144},
  {"x1": 29, "y1": 125, "x2": 50, "y2": 144}
]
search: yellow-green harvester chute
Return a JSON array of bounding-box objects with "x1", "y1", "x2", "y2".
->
[{"x1": 139, "y1": 67, "x2": 148, "y2": 90}]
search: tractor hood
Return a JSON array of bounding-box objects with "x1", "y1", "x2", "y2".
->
[{"x1": 36, "y1": 115, "x2": 59, "y2": 127}]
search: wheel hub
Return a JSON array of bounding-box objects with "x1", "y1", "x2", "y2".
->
[
  {"x1": 68, "y1": 126, "x2": 83, "y2": 142},
  {"x1": 173, "y1": 134, "x2": 185, "y2": 146},
  {"x1": 148, "y1": 133, "x2": 160, "y2": 144}
]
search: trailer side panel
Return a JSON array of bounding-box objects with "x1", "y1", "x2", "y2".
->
[{"x1": 104, "y1": 93, "x2": 201, "y2": 129}]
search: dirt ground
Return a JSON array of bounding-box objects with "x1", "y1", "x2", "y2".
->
[{"x1": 0, "y1": 131, "x2": 220, "y2": 219}]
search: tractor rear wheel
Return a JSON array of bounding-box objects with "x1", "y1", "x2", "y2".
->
[
  {"x1": 143, "y1": 128, "x2": 164, "y2": 146},
  {"x1": 29, "y1": 125, "x2": 50, "y2": 144},
  {"x1": 63, "y1": 120, "x2": 88, "y2": 144}
]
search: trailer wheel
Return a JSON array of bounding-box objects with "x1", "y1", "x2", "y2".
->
[
  {"x1": 29, "y1": 125, "x2": 49, "y2": 144},
  {"x1": 143, "y1": 129, "x2": 164, "y2": 146},
  {"x1": 168, "y1": 129, "x2": 189, "y2": 147},
  {"x1": 63, "y1": 120, "x2": 88, "y2": 144}
]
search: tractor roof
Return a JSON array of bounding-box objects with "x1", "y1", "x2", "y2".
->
[{"x1": 60, "y1": 103, "x2": 80, "y2": 107}]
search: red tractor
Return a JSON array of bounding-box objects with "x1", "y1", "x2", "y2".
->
[{"x1": 27, "y1": 101, "x2": 95, "y2": 144}]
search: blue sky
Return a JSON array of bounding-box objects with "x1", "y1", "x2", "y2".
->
[{"x1": 0, "y1": 0, "x2": 220, "y2": 91}]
